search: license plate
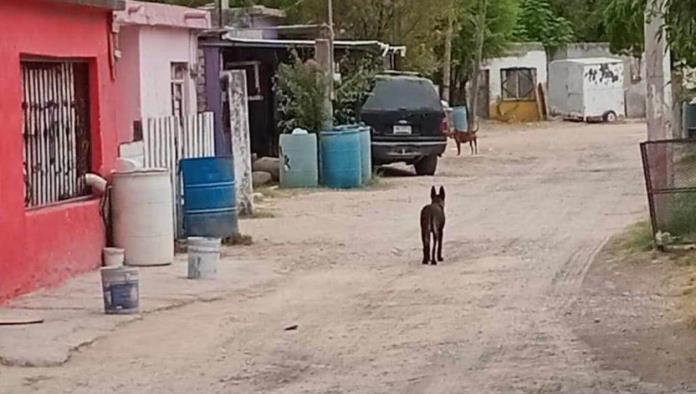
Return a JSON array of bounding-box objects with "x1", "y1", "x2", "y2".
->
[{"x1": 393, "y1": 125, "x2": 412, "y2": 135}]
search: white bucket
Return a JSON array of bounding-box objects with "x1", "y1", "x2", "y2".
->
[
  {"x1": 187, "y1": 237, "x2": 221, "y2": 280},
  {"x1": 101, "y1": 266, "x2": 139, "y2": 315},
  {"x1": 103, "y1": 247, "x2": 125, "y2": 267}
]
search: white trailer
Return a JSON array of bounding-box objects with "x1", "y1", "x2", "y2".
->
[{"x1": 548, "y1": 57, "x2": 625, "y2": 123}]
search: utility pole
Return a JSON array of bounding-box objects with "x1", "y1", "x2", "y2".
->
[
  {"x1": 644, "y1": 0, "x2": 673, "y2": 196},
  {"x1": 467, "y1": 0, "x2": 487, "y2": 132},
  {"x1": 442, "y1": 9, "x2": 454, "y2": 103},
  {"x1": 217, "y1": 0, "x2": 228, "y2": 28},
  {"x1": 327, "y1": 0, "x2": 335, "y2": 100},
  {"x1": 645, "y1": 0, "x2": 672, "y2": 141}
]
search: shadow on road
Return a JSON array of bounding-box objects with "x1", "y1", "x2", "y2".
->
[{"x1": 376, "y1": 165, "x2": 415, "y2": 178}]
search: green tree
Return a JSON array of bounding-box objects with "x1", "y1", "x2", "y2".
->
[
  {"x1": 548, "y1": 0, "x2": 605, "y2": 42},
  {"x1": 448, "y1": 0, "x2": 518, "y2": 109},
  {"x1": 602, "y1": 0, "x2": 696, "y2": 66},
  {"x1": 291, "y1": 0, "x2": 451, "y2": 74},
  {"x1": 603, "y1": 0, "x2": 644, "y2": 57},
  {"x1": 513, "y1": 0, "x2": 574, "y2": 54},
  {"x1": 660, "y1": 0, "x2": 696, "y2": 66}
]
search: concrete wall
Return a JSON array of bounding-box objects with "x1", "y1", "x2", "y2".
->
[
  {"x1": 552, "y1": 43, "x2": 612, "y2": 61},
  {"x1": 0, "y1": 0, "x2": 119, "y2": 302}
]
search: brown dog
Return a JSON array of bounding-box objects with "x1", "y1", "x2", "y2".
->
[
  {"x1": 445, "y1": 130, "x2": 478, "y2": 155},
  {"x1": 420, "y1": 186, "x2": 446, "y2": 265}
]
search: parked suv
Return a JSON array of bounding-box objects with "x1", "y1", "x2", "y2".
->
[{"x1": 360, "y1": 73, "x2": 447, "y2": 175}]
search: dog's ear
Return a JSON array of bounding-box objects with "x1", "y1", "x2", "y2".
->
[
  {"x1": 439, "y1": 186, "x2": 446, "y2": 200},
  {"x1": 431, "y1": 186, "x2": 437, "y2": 199}
]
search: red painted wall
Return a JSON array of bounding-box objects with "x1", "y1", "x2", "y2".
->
[{"x1": 0, "y1": 0, "x2": 120, "y2": 302}]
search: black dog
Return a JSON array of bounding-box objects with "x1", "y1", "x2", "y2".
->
[{"x1": 420, "y1": 186, "x2": 445, "y2": 265}]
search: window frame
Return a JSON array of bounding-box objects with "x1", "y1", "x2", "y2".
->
[{"x1": 500, "y1": 67, "x2": 537, "y2": 102}]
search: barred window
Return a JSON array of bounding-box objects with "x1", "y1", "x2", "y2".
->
[{"x1": 21, "y1": 60, "x2": 91, "y2": 208}]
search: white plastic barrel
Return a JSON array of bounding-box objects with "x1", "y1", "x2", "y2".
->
[
  {"x1": 187, "y1": 237, "x2": 221, "y2": 280},
  {"x1": 103, "y1": 247, "x2": 125, "y2": 267},
  {"x1": 112, "y1": 169, "x2": 174, "y2": 267}
]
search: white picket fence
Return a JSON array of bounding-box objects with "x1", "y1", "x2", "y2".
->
[{"x1": 141, "y1": 112, "x2": 215, "y2": 238}]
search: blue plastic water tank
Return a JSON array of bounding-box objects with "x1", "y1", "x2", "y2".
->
[
  {"x1": 334, "y1": 125, "x2": 372, "y2": 185},
  {"x1": 453, "y1": 106, "x2": 468, "y2": 132},
  {"x1": 320, "y1": 129, "x2": 362, "y2": 189},
  {"x1": 279, "y1": 133, "x2": 319, "y2": 188},
  {"x1": 180, "y1": 157, "x2": 238, "y2": 238}
]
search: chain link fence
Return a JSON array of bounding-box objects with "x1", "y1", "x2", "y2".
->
[{"x1": 641, "y1": 139, "x2": 696, "y2": 244}]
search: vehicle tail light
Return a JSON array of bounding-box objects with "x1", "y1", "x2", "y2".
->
[{"x1": 441, "y1": 118, "x2": 449, "y2": 134}]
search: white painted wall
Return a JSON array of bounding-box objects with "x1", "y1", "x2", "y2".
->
[
  {"x1": 483, "y1": 48, "x2": 548, "y2": 104},
  {"x1": 138, "y1": 26, "x2": 198, "y2": 119}
]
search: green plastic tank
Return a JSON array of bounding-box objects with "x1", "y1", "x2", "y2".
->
[{"x1": 279, "y1": 132, "x2": 319, "y2": 188}]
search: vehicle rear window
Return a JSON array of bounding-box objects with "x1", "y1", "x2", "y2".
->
[{"x1": 362, "y1": 77, "x2": 443, "y2": 112}]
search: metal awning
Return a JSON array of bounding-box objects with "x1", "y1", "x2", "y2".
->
[{"x1": 207, "y1": 33, "x2": 406, "y2": 57}]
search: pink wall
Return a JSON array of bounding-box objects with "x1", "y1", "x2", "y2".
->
[
  {"x1": 138, "y1": 26, "x2": 199, "y2": 119},
  {"x1": 0, "y1": 0, "x2": 119, "y2": 303},
  {"x1": 113, "y1": 1, "x2": 210, "y2": 141},
  {"x1": 114, "y1": 25, "x2": 143, "y2": 142}
]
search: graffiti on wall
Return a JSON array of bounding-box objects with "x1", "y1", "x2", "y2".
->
[{"x1": 584, "y1": 63, "x2": 622, "y2": 87}]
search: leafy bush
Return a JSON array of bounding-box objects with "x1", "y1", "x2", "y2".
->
[
  {"x1": 274, "y1": 52, "x2": 330, "y2": 134},
  {"x1": 333, "y1": 55, "x2": 381, "y2": 125}
]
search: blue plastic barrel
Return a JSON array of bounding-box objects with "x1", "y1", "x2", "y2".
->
[
  {"x1": 180, "y1": 157, "x2": 238, "y2": 238},
  {"x1": 320, "y1": 129, "x2": 362, "y2": 189},
  {"x1": 279, "y1": 133, "x2": 319, "y2": 188},
  {"x1": 334, "y1": 125, "x2": 372, "y2": 185},
  {"x1": 453, "y1": 106, "x2": 468, "y2": 132}
]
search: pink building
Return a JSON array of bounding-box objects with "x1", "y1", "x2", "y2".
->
[{"x1": 113, "y1": 1, "x2": 211, "y2": 143}]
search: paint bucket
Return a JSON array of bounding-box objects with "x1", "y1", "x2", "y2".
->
[
  {"x1": 187, "y1": 237, "x2": 221, "y2": 280},
  {"x1": 102, "y1": 247, "x2": 125, "y2": 267},
  {"x1": 101, "y1": 267, "x2": 139, "y2": 315}
]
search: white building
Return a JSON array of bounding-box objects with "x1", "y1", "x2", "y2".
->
[{"x1": 479, "y1": 42, "x2": 547, "y2": 122}]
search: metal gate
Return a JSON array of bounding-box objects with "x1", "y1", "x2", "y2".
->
[
  {"x1": 640, "y1": 139, "x2": 696, "y2": 244},
  {"x1": 21, "y1": 60, "x2": 91, "y2": 208}
]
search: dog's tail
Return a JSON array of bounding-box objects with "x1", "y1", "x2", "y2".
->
[{"x1": 471, "y1": 120, "x2": 480, "y2": 133}]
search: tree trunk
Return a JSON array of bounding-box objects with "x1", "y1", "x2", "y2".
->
[
  {"x1": 441, "y1": 9, "x2": 454, "y2": 102},
  {"x1": 467, "y1": 0, "x2": 487, "y2": 132}
]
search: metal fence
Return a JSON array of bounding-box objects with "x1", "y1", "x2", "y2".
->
[
  {"x1": 641, "y1": 139, "x2": 696, "y2": 243},
  {"x1": 21, "y1": 60, "x2": 91, "y2": 208},
  {"x1": 141, "y1": 112, "x2": 215, "y2": 238}
]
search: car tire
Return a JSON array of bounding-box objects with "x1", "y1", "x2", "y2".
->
[
  {"x1": 415, "y1": 155, "x2": 438, "y2": 176},
  {"x1": 603, "y1": 111, "x2": 618, "y2": 123}
]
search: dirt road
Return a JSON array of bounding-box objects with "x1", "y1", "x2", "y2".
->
[{"x1": 3, "y1": 122, "x2": 678, "y2": 393}]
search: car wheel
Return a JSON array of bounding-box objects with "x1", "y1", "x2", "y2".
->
[
  {"x1": 603, "y1": 111, "x2": 618, "y2": 123},
  {"x1": 414, "y1": 155, "x2": 438, "y2": 176}
]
